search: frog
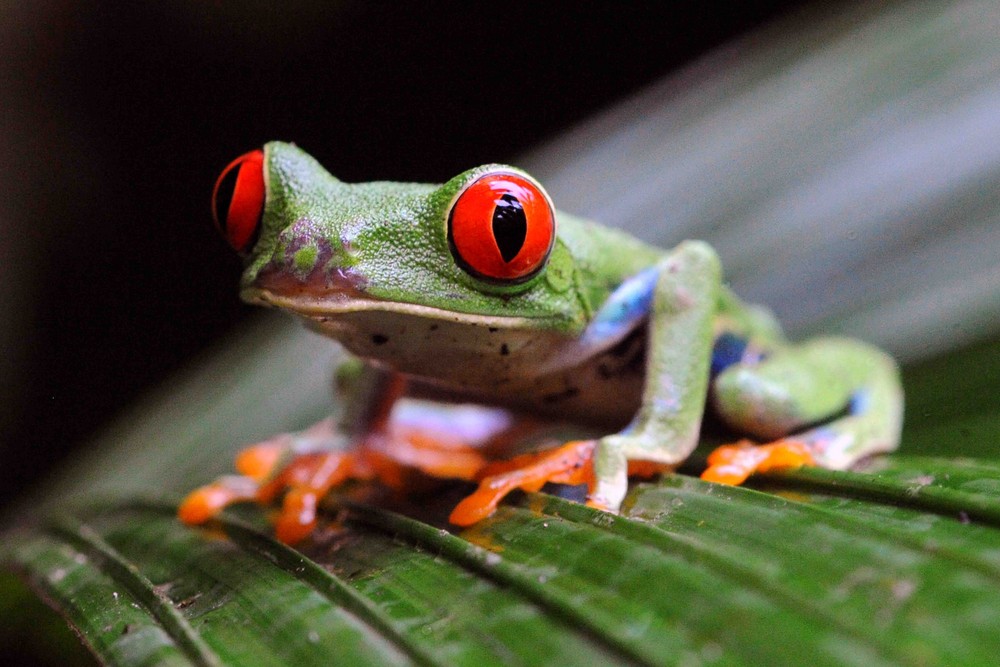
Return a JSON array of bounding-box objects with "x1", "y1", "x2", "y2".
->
[{"x1": 179, "y1": 141, "x2": 903, "y2": 544}]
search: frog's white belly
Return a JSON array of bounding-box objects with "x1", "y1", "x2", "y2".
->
[{"x1": 300, "y1": 308, "x2": 645, "y2": 429}]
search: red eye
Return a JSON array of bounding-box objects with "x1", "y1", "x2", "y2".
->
[
  {"x1": 212, "y1": 149, "x2": 265, "y2": 253},
  {"x1": 448, "y1": 172, "x2": 555, "y2": 283}
]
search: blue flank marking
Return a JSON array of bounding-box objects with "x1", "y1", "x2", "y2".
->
[
  {"x1": 711, "y1": 332, "x2": 749, "y2": 377},
  {"x1": 580, "y1": 266, "x2": 660, "y2": 349},
  {"x1": 849, "y1": 389, "x2": 871, "y2": 415}
]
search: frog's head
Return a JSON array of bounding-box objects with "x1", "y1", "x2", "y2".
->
[{"x1": 211, "y1": 142, "x2": 586, "y2": 381}]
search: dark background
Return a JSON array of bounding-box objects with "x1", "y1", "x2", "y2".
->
[{"x1": 0, "y1": 2, "x2": 807, "y2": 510}]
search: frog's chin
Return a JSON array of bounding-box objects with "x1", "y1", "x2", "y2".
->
[{"x1": 240, "y1": 286, "x2": 589, "y2": 385}]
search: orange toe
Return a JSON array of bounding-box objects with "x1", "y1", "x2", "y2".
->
[
  {"x1": 449, "y1": 479, "x2": 516, "y2": 526},
  {"x1": 449, "y1": 440, "x2": 596, "y2": 526},
  {"x1": 701, "y1": 439, "x2": 815, "y2": 485},
  {"x1": 258, "y1": 451, "x2": 355, "y2": 502},
  {"x1": 275, "y1": 487, "x2": 320, "y2": 544},
  {"x1": 259, "y1": 451, "x2": 358, "y2": 543},
  {"x1": 178, "y1": 478, "x2": 258, "y2": 525},
  {"x1": 756, "y1": 440, "x2": 814, "y2": 472},
  {"x1": 375, "y1": 428, "x2": 487, "y2": 482},
  {"x1": 235, "y1": 442, "x2": 287, "y2": 481}
]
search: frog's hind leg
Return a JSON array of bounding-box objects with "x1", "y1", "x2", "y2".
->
[{"x1": 703, "y1": 337, "x2": 903, "y2": 484}]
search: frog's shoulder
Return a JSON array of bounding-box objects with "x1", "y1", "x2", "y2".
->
[{"x1": 554, "y1": 211, "x2": 665, "y2": 280}]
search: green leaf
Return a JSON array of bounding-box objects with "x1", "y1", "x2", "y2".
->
[{"x1": 7, "y1": 426, "x2": 1000, "y2": 665}]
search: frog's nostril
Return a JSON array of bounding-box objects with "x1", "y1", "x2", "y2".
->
[{"x1": 212, "y1": 149, "x2": 265, "y2": 254}]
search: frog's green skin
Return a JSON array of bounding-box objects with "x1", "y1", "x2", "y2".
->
[{"x1": 243, "y1": 142, "x2": 903, "y2": 511}]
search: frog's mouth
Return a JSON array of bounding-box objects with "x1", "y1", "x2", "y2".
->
[
  {"x1": 243, "y1": 285, "x2": 541, "y2": 330},
  {"x1": 240, "y1": 260, "x2": 555, "y2": 331}
]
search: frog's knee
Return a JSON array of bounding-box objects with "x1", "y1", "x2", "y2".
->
[
  {"x1": 713, "y1": 361, "x2": 847, "y2": 440},
  {"x1": 713, "y1": 367, "x2": 796, "y2": 439}
]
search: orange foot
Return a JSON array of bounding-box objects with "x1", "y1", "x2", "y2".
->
[
  {"x1": 449, "y1": 440, "x2": 598, "y2": 526},
  {"x1": 447, "y1": 442, "x2": 677, "y2": 526},
  {"x1": 179, "y1": 446, "x2": 371, "y2": 543},
  {"x1": 179, "y1": 419, "x2": 487, "y2": 544},
  {"x1": 701, "y1": 438, "x2": 815, "y2": 485}
]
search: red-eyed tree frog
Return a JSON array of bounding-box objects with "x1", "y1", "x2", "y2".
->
[{"x1": 179, "y1": 142, "x2": 903, "y2": 543}]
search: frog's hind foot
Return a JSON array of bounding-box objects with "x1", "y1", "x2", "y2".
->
[
  {"x1": 449, "y1": 440, "x2": 598, "y2": 526},
  {"x1": 707, "y1": 337, "x2": 902, "y2": 486},
  {"x1": 700, "y1": 438, "x2": 815, "y2": 485}
]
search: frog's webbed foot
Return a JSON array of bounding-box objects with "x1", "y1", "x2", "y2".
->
[
  {"x1": 179, "y1": 416, "x2": 489, "y2": 543},
  {"x1": 449, "y1": 440, "x2": 598, "y2": 526},
  {"x1": 701, "y1": 438, "x2": 815, "y2": 485},
  {"x1": 448, "y1": 438, "x2": 679, "y2": 525}
]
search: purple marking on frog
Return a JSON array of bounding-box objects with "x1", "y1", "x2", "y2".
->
[{"x1": 253, "y1": 219, "x2": 367, "y2": 295}]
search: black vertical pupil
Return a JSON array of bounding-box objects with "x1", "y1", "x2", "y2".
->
[
  {"x1": 214, "y1": 166, "x2": 239, "y2": 232},
  {"x1": 492, "y1": 193, "x2": 527, "y2": 263}
]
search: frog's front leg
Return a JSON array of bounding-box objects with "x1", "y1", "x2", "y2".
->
[
  {"x1": 449, "y1": 241, "x2": 721, "y2": 525},
  {"x1": 588, "y1": 240, "x2": 721, "y2": 509},
  {"x1": 703, "y1": 337, "x2": 903, "y2": 484}
]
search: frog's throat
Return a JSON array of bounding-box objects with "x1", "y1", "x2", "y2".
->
[{"x1": 242, "y1": 286, "x2": 548, "y2": 330}]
